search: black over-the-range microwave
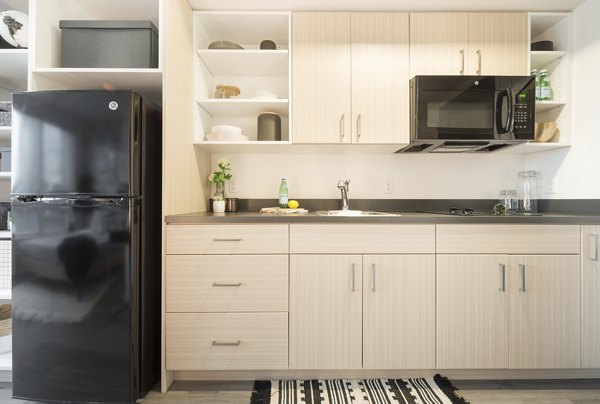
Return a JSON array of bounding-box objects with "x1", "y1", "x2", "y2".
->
[{"x1": 398, "y1": 75, "x2": 536, "y2": 153}]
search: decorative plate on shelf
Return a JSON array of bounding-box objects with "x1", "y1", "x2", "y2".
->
[
  {"x1": 0, "y1": 10, "x2": 28, "y2": 49},
  {"x1": 208, "y1": 40, "x2": 243, "y2": 50}
]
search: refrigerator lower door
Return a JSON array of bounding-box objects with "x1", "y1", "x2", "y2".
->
[{"x1": 11, "y1": 197, "x2": 140, "y2": 404}]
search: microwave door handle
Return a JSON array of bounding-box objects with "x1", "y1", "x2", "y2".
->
[
  {"x1": 496, "y1": 89, "x2": 510, "y2": 134},
  {"x1": 507, "y1": 88, "x2": 516, "y2": 133}
]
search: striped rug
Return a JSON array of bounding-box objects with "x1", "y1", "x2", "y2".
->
[{"x1": 250, "y1": 374, "x2": 468, "y2": 404}]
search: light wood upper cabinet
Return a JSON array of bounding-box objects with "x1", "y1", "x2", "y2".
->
[
  {"x1": 293, "y1": 12, "x2": 409, "y2": 144},
  {"x1": 468, "y1": 13, "x2": 529, "y2": 76},
  {"x1": 289, "y1": 255, "x2": 363, "y2": 369},
  {"x1": 351, "y1": 13, "x2": 410, "y2": 144},
  {"x1": 582, "y1": 226, "x2": 600, "y2": 368},
  {"x1": 436, "y1": 255, "x2": 509, "y2": 369},
  {"x1": 362, "y1": 255, "x2": 435, "y2": 369},
  {"x1": 409, "y1": 12, "x2": 528, "y2": 77},
  {"x1": 509, "y1": 255, "x2": 581, "y2": 369},
  {"x1": 292, "y1": 12, "x2": 351, "y2": 144},
  {"x1": 409, "y1": 13, "x2": 469, "y2": 77}
]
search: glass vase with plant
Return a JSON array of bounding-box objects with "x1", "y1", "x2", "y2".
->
[{"x1": 208, "y1": 159, "x2": 232, "y2": 201}]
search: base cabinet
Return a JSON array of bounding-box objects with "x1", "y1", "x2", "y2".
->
[
  {"x1": 289, "y1": 255, "x2": 363, "y2": 369},
  {"x1": 436, "y1": 255, "x2": 509, "y2": 369},
  {"x1": 362, "y1": 255, "x2": 435, "y2": 369},
  {"x1": 437, "y1": 254, "x2": 580, "y2": 370},
  {"x1": 582, "y1": 226, "x2": 600, "y2": 367},
  {"x1": 509, "y1": 255, "x2": 581, "y2": 369},
  {"x1": 290, "y1": 254, "x2": 435, "y2": 370}
]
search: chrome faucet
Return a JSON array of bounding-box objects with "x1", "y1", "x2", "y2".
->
[{"x1": 337, "y1": 180, "x2": 350, "y2": 210}]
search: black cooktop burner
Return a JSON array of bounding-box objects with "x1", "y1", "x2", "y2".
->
[{"x1": 418, "y1": 207, "x2": 542, "y2": 217}]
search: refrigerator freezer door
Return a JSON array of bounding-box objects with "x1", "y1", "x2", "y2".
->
[
  {"x1": 11, "y1": 90, "x2": 141, "y2": 197},
  {"x1": 11, "y1": 197, "x2": 140, "y2": 403}
]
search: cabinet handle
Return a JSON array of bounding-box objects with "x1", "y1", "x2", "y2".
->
[
  {"x1": 519, "y1": 264, "x2": 526, "y2": 292},
  {"x1": 339, "y1": 114, "x2": 345, "y2": 140},
  {"x1": 212, "y1": 282, "x2": 242, "y2": 287},
  {"x1": 591, "y1": 234, "x2": 599, "y2": 261},
  {"x1": 213, "y1": 238, "x2": 242, "y2": 242},
  {"x1": 460, "y1": 49, "x2": 465, "y2": 75},
  {"x1": 371, "y1": 263, "x2": 376, "y2": 292},
  {"x1": 351, "y1": 263, "x2": 355, "y2": 292},
  {"x1": 212, "y1": 340, "x2": 241, "y2": 346},
  {"x1": 476, "y1": 49, "x2": 482, "y2": 75},
  {"x1": 357, "y1": 114, "x2": 362, "y2": 140},
  {"x1": 499, "y1": 263, "x2": 506, "y2": 292}
]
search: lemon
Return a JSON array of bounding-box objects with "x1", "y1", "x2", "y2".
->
[{"x1": 288, "y1": 200, "x2": 299, "y2": 209}]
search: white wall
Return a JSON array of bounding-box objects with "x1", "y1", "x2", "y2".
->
[
  {"x1": 525, "y1": 0, "x2": 600, "y2": 199},
  {"x1": 211, "y1": 153, "x2": 524, "y2": 199}
]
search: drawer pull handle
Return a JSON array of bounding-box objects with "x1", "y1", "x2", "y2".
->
[
  {"x1": 212, "y1": 340, "x2": 241, "y2": 346},
  {"x1": 212, "y1": 282, "x2": 242, "y2": 287},
  {"x1": 213, "y1": 238, "x2": 242, "y2": 242},
  {"x1": 499, "y1": 263, "x2": 506, "y2": 292},
  {"x1": 351, "y1": 263, "x2": 355, "y2": 292}
]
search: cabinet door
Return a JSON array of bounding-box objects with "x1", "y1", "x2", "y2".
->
[
  {"x1": 363, "y1": 255, "x2": 435, "y2": 369},
  {"x1": 509, "y1": 255, "x2": 581, "y2": 369},
  {"x1": 582, "y1": 226, "x2": 600, "y2": 367},
  {"x1": 468, "y1": 13, "x2": 529, "y2": 76},
  {"x1": 292, "y1": 12, "x2": 351, "y2": 144},
  {"x1": 351, "y1": 13, "x2": 409, "y2": 144},
  {"x1": 290, "y1": 255, "x2": 362, "y2": 369},
  {"x1": 409, "y1": 13, "x2": 469, "y2": 76},
  {"x1": 436, "y1": 255, "x2": 509, "y2": 369}
]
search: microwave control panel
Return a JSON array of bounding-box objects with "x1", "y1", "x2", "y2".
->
[{"x1": 514, "y1": 92, "x2": 533, "y2": 133}]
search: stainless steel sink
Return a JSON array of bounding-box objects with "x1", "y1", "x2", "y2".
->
[{"x1": 315, "y1": 210, "x2": 399, "y2": 217}]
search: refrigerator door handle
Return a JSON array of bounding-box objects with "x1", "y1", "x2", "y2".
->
[
  {"x1": 16, "y1": 196, "x2": 39, "y2": 203},
  {"x1": 13, "y1": 197, "x2": 136, "y2": 207}
]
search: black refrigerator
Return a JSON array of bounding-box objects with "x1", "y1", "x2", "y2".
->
[{"x1": 10, "y1": 90, "x2": 161, "y2": 403}]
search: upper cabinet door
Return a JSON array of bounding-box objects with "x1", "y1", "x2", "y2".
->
[
  {"x1": 468, "y1": 13, "x2": 529, "y2": 76},
  {"x1": 351, "y1": 13, "x2": 410, "y2": 144},
  {"x1": 292, "y1": 12, "x2": 351, "y2": 144},
  {"x1": 409, "y1": 13, "x2": 469, "y2": 77}
]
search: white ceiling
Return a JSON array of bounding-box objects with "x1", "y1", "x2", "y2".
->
[{"x1": 188, "y1": 0, "x2": 586, "y2": 12}]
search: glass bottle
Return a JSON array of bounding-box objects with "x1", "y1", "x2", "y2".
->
[
  {"x1": 539, "y1": 69, "x2": 552, "y2": 101},
  {"x1": 530, "y1": 69, "x2": 540, "y2": 101},
  {"x1": 517, "y1": 171, "x2": 539, "y2": 213},
  {"x1": 278, "y1": 178, "x2": 288, "y2": 208}
]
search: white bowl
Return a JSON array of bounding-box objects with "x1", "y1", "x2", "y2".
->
[
  {"x1": 211, "y1": 125, "x2": 243, "y2": 137},
  {"x1": 206, "y1": 132, "x2": 249, "y2": 142}
]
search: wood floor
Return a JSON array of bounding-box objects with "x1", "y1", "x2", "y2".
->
[{"x1": 0, "y1": 379, "x2": 598, "y2": 403}]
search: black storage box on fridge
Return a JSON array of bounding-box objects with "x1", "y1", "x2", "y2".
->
[{"x1": 59, "y1": 20, "x2": 159, "y2": 68}]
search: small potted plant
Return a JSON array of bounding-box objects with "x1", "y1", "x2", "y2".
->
[{"x1": 208, "y1": 158, "x2": 232, "y2": 213}]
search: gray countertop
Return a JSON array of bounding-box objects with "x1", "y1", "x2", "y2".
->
[{"x1": 165, "y1": 211, "x2": 600, "y2": 225}]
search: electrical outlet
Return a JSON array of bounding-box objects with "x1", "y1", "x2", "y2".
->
[
  {"x1": 384, "y1": 180, "x2": 393, "y2": 194},
  {"x1": 229, "y1": 178, "x2": 239, "y2": 193},
  {"x1": 547, "y1": 178, "x2": 557, "y2": 194}
]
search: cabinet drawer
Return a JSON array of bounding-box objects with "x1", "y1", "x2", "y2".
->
[
  {"x1": 166, "y1": 255, "x2": 288, "y2": 313},
  {"x1": 290, "y1": 224, "x2": 435, "y2": 254},
  {"x1": 437, "y1": 225, "x2": 580, "y2": 254},
  {"x1": 166, "y1": 313, "x2": 288, "y2": 370},
  {"x1": 166, "y1": 224, "x2": 288, "y2": 254}
]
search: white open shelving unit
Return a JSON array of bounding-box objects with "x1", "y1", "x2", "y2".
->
[
  {"x1": 29, "y1": 0, "x2": 163, "y2": 105},
  {"x1": 193, "y1": 11, "x2": 292, "y2": 150},
  {"x1": 520, "y1": 12, "x2": 571, "y2": 154}
]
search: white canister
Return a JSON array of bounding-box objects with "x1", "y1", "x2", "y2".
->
[{"x1": 212, "y1": 200, "x2": 226, "y2": 213}]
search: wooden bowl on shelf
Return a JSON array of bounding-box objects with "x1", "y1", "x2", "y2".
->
[{"x1": 534, "y1": 122, "x2": 558, "y2": 142}]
